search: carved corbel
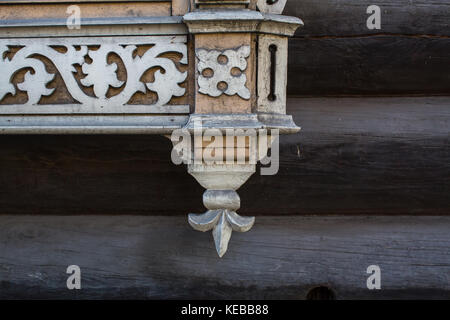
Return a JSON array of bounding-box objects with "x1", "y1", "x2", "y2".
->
[
  {"x1": 177, "y1": 0, "x2": 303, "y2": 256},
  {"x1": 171, "y1": 113, "x2": 275, "y2": 256}
]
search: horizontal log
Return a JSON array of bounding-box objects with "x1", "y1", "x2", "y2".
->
[
  {"x1": 0, "y1": 215, "x2": 449, "y2": 299},
  {"x1": 284, "y1": 0, "x2": 450, "y2": 37},
  {"x1": 284, "y1": 0, "x2": 450, "y2": 95},
  {"x1": 0, "y1": 96, "x2": 449, "y2": 216},
  {"x1": 246, "y1": 96, "x2": 450, "y2": 215},
  {"x1": 287, "y1": 36, "x2": 450, "y2": 96}
]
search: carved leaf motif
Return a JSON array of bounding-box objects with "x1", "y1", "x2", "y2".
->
[
  {"x1": 188, "y1": 210, "x2": 222, "y2": 231},
  {"x1": 188, "y1": 209, "x2": 255, "y2": 257},
  {"x1": 226, "y1": 210, "x2": 254, "y2": 232},
  {"x1": 17, "y1": 70, "x2": 55, "y2": 105},
  {"x1": 139, "y1": 45, "x2": 187, "y2": 106},
  {"x1": 0, "y1": 46, "x2": 17, "y2": 101},
  {"x1": 81, "y1": 48, "x2": 124, "y2": 99},
  {"x1": 212, "y1": 212, "x2": 233, "y2": 258},
  {"x1": 0, "y1": 45, "x2": 56, "y2": 105}
]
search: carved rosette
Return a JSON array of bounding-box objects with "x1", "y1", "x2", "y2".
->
[{"x1": 196, "y1": 46, "x2": 251, "y2": 99}]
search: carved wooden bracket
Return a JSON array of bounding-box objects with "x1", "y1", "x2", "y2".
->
[{"x1": 0, "y1": 0, "x2": 302, "y2": 256}]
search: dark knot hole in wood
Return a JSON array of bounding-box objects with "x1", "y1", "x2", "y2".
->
[
  {"x1": 306, "y1": 286, "x2": 336, "y2": 300},
  {"x1": 268, "y1": 44, "x2": 277, "y2": 102},
  {"x1": 266, "y1": 0, "x2": 279, "y2": 4}
]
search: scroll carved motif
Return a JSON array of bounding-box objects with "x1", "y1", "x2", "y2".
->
[
  {"x1": 0, "y1": 36, "x2": 188, "y2": 113},
  {"x1": 196, "y1": 45, "x2": 250, "y2": 100}
]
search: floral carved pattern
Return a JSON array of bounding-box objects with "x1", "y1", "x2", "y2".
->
[
  {"x1": 196, "y1": 46, "x2": 251, "y2": 100},
  {"x1": 0, "y1": 36, "x2": 188, "y2": 113}
]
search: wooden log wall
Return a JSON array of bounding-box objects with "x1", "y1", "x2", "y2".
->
[
  {"x1": 0, "y1": 215, "x2": 448, "y2": 299},
  {"x1": 1, "y1": 97, "x2": 448, "y2": 216},
  {"x1": 0, "y1": 0, "x2": 449, "y2": 299},
  {"x1": 0, "y1": 1, "x2": 447, "y2": 216},
  {"x1": 284, "y1": 0, "x2": 450, "y2": 96}
]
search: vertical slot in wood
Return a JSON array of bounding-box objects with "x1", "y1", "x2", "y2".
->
[{"x1": 268, "y1": 44, "x2": 277, "y2": 102}]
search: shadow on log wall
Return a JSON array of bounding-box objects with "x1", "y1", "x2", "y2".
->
[{"x1": 1, "y1": 97, "x2": 449, "y2": 216}]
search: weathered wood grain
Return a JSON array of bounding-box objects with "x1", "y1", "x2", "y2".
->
[
  {"x1": 287, "y1": 36, "x2": 450, "y2": 96},
  {"x1": 0, "y1": 1, "x2": 171, "y2": 21},
  {"x1": 245, "y1": 96, "x2": 450, "y2": 215},
  {"x1": 283, "y1": 0, "x2": 450, "y2": 95},
  {"x1": 284, "y1": 0, "x2": 450, "y2": 37},
  {"x1": 0, "y1": 215, "x2": 448, "y2": 299},
  {"x1": 0, "y1": 97, "x2": 448, "y2": 216},
  {"x1": 0, "y1": 133, "x2": 204, "y2": 215}
]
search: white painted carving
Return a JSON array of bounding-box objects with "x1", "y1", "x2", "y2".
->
[
  {"x1": 187, "y1": 162, "x2": 256, "y2": 257},
  {"x1": 189, "y1": 203, "x2": 255, "y2": 258},
  {"x1": 196, "y1": 46, "x2": 251, "y2": 100},
  {"x1": 0, "y1": 36, "x2": 188, "y2": 113}
]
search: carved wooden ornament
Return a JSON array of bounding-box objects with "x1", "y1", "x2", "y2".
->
[
  {"x1": 0, "y1": 0, "x2": 303, "y2": 257},
  {"x1": 0, "y1": 37, "x2": 188, "y2": 114},
  {"x1": 196, "y1": 46, "x2": 251, "y2": 99}
]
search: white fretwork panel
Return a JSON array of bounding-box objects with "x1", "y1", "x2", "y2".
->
[{"x1": 0, "y1": 36, "x2": 188, "y2": 114}]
